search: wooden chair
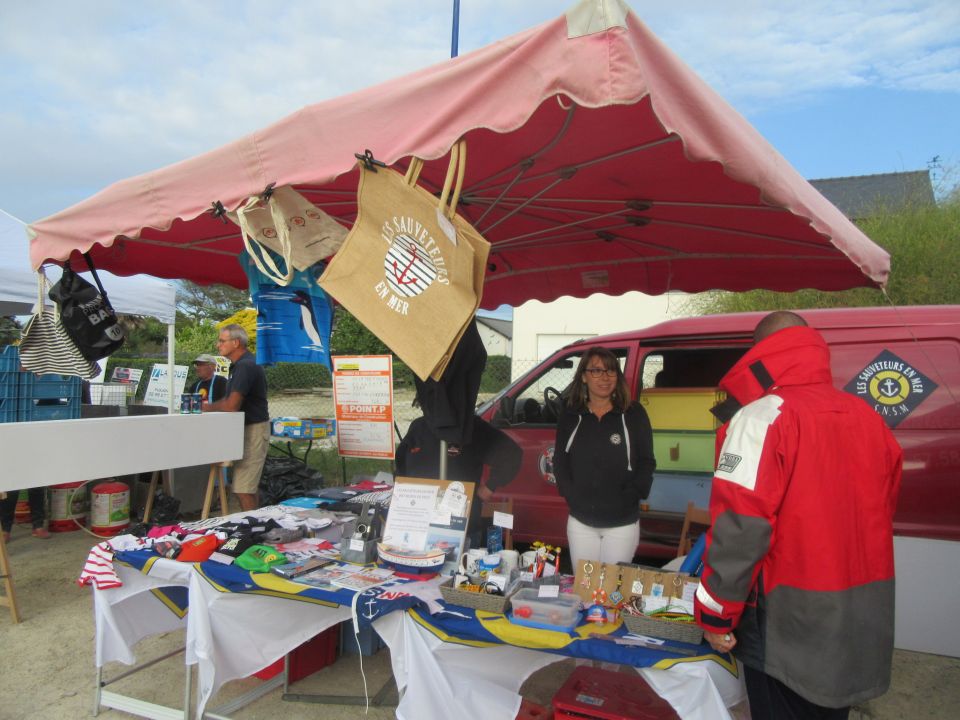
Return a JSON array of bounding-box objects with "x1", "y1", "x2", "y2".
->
[
  {"x1": 0, "y1": 492, "x2": 22, "y2": 623},
  {"x1": 677, "y1": 501, "x2": 711, "y2": 557},
  {"x1": 480, "y1": 498, "x2": 514, "y2": 550}
]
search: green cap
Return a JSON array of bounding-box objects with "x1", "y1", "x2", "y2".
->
[{"x1": 235, "y1": 544, "x2": 288, "y2": 573}]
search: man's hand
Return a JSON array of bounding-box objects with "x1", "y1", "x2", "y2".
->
[
  {"x1": 477, "y1": 486, "x2": 494, "y2": 502},
  {"x1": 704, "y1": 630, "x2": 737, "y2": 654}
]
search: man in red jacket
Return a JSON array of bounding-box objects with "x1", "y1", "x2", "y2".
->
[{"x1": 694, "y1": 311, "x2": 902, "y2": 719}]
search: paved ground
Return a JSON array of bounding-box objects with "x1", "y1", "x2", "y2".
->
[{"x1": 1, "y1": 524, "x2": 958, "y2": 719}]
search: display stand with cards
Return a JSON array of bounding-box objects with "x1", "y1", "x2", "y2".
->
[{"x1": 377, "y1": 477, "x2": 474, "y2": 576}]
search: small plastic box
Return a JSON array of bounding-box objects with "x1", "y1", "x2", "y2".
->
[{"x1": 508, "y1": 588, "x2": 581, "y2": 631}]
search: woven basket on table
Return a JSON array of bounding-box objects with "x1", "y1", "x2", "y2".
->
[
  {"x1": 622, "y1": 612, "x2": 704, "y2": 645},
  {"x1": 438, "y1": 578, "x2": 513, "y2": 614}
]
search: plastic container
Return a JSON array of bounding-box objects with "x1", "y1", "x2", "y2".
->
[
  {"x1": 0, "y1": 345, "x2": 20, "y2": 372},
  {"x1": 552, "y1": 666, "x2": 680, "y2": 720},
  {"x1": 639, "y1": 388, "x2": 725, "y2": 431},
  {"x1": 49, "y1": 482, "x2": 88, "y2": 532},
  {"x1": 90, "y1": 480, "x2": 130, "y2": 536},
  {"x1": 253, "y1": 624, "x2": 339, "y2": 681},
  {"x1": 652, "y1": 431, "x2": 716, "y2": 473},
  {"x1": 508, "y1": 588, "x2": 581, "y2": 631}
]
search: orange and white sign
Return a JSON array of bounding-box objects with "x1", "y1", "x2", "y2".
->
[{"x1": 332, "y1": 355, "x2": 395, "y2": 459}]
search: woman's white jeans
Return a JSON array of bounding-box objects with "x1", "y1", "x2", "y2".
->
[{"x1": 566, "y1": 515, "x2": 640, "y2": 568}]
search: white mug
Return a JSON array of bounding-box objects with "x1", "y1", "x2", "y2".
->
[
  {"x1": 499, "y1": 549, "x2": 520, "y2": 575},
  {"x1": 459, "y1": 548, "x2": 486, "y2": 575}
]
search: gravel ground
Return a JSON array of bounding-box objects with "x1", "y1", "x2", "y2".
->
[{"x1": 1, "y1": 524, "x2": 958, "y2": 719}]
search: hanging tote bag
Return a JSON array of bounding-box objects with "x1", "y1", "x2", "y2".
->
[
  {"x1": 19, "y1": 271, "x2": 100, "y2": 378},
  {"x1": 47, "y1": 253, "x2": 125, "y2": 361},
  {"x1": 320, "y1": 141, "x2": 490, "y2": 381},
  {"x1": 229, "y1": 186, "x2": 348, "y2": 285}
]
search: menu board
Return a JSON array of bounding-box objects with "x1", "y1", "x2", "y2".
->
[{"x1": 332, "y1": 355, "x2": 395, "y2": 458}]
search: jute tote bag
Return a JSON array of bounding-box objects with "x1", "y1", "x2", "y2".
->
[
  {"x1": 320, "y1": 141, "x2": 490, "y2": 381},
  {"x1": 229, "y1": 186, "x2": 348, "y2": 284}
]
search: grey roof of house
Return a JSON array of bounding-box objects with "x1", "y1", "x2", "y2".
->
[
  {"x1": 809, "y1": 170, "x2": 935, "y2": 220},
  {"x1": 476, "y1": 315, "x2": 513, "y2": 339}
]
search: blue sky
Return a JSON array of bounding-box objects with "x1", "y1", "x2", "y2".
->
[{"x1": 1, "y1": 2, "x2": 957, "y2": 250}]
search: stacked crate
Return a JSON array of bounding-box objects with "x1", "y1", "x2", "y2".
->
[
  {"x1": 0, "y1": 346, "x2": 82, "y2": 423},
  {"x1": 639, "y1": 388, "x2": 725, "y2": 473}
]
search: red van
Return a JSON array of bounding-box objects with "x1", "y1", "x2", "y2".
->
[{"x1": 479, "y1": 305, "x2": 960, "y2": 558}]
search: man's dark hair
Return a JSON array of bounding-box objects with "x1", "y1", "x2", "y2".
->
[{"x1": 753, "y1": 311, "x2": 808, "y2": 344}]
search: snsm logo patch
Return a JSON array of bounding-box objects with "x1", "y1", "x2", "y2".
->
[{"x1": 843, "y1": 349, "x2": 937, "y2": 428}]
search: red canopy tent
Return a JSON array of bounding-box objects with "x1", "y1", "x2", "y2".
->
[{"x1": 28, "y1": 0, "x2": 889, "y2": 307}]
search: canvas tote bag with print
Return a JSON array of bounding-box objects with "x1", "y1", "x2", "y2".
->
[
  {"x1": 228, "y1": 185, "x2": 348, "y2": 284},
  {"x1": 19, "y1": 271, "x2": 100, "y2": 378},
  {"x1": 320, "y1": 141, "x2": 490, "y2": 381}
]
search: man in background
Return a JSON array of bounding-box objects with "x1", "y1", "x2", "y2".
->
[
  {"x1": 191, "y1": 353, "x2": 227, "y2": 404},
  {"x1": 695, "y1": 311, "x2": 902, "y2": 719},
  {"x1": 203, "y1": 325, "x2": 269, "y2": 511}
]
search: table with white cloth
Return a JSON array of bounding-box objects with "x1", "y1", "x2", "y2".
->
[
  {"x1": 373, "y1": 604, "x2": 745, "y2": 720},
  {"x1": 93, "y1": 550, "x2": 745, "y2": 720},
  {"x1": 93, "y1": 549, "x2": 424, "y2": 719}
]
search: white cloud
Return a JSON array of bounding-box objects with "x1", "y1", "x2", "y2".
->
[{"x1": 0, "y1": 0, "x2": 957, "y2": 220}]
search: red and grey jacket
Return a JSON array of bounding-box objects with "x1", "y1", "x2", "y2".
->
[{"x1": 694, "y1": 326, "x2": 902, "y2": 708}]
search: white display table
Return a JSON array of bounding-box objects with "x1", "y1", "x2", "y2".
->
[{"x1": 0, "y1": 413, "x2": 244, "y2": 492}]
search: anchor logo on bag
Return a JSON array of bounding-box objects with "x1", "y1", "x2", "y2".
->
[{"x1": 384, "y1": 233, "x2": 439, "y2": 297}]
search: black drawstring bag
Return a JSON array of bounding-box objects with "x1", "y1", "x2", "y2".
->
[{"x1": 48, "y1": 253, "x2": 125, "y2": 361}]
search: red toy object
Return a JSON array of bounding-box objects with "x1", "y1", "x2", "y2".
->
[
  {"x1": 514, "y1": 605, "x2": 533, "y2": 618},
  {"x1": 552, "y1": 666, "x2": 680, "y2": 720}
]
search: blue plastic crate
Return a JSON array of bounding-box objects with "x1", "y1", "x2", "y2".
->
[
  {"x1": 0, "y1": 371, "x2": 18, "y2": 400},
  {"x1": 18, "y1": 373, "x2": 83, "y2": 401},
  {"x1": 0, "y1": 346, "x2": 20, "y2": 372},
  {"x1": 0, "y1": 396, "x2": 17, "y2": 423},
  {"x1": 16, "y1": 397, "x2": 81, "y2": 421}
]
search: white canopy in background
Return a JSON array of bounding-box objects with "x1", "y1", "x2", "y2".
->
[{"x1": 1, "y1": 208, "x2": 176, "y2": 323}]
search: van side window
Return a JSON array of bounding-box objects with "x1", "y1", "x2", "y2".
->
[{"x1": 640, "y1": 349, "x2": 745, "y2": 392}]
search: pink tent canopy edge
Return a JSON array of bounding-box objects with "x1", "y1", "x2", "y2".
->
[{"x1": 27, "y1": 0, "x2": 890, "y2": 294}]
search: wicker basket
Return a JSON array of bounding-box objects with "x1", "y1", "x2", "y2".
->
[
  {"x1": 439, "y1": 578, "x2": 513, "y2": 614},
  {"x1": 621, "y1": 612, "x2": 704, "y2": 645}
]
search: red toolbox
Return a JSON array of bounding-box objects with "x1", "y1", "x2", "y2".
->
[
  {"x1": 253, "y1": 624, "x2": 339, "y2": 682},
  {"x1": 551, "y1": 666, "x2": 680, "y2": 720}
]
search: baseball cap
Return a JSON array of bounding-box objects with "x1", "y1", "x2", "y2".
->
[
  {"x1": 235, "y1": 544, "x2": 288, "y2": 573},
  {"x1": 177, "y1": 534, "x2": 220, "y2": 563},
  {"x1": 194, "y1": 354, "x2": 217, "y2": 364}
]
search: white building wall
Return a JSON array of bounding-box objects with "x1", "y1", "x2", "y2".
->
[
  {"x1": 476, "y1": 322, "x2": 511, "y2": 357},
  {"x1": 511, "y1": 292, "x2": 688, "y2": 379}
]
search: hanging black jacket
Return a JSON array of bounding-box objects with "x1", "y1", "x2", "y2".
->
[{"x1": 553, "y1": 404, "x2": 655, "y2": 528}]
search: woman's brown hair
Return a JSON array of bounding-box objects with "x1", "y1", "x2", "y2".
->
[{"x1": 566, "y1": 347, "x2": 630, "y2": 413}]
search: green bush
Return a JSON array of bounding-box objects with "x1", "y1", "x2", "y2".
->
[{"x1": 480, "y1": 355, "x2": 511, "y2": 393}]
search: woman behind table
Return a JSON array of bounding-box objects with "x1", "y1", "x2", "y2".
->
[{"x1": 553, "y1": 347, "x2": 656, "y2": 567}]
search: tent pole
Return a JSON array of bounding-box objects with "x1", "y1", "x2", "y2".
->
[
  {"x1": 167, "y1": 322, "x2": 176, "y2": 414},
  {"x1": 439, "y1": 440, "x2": 447, "y2": 480}
]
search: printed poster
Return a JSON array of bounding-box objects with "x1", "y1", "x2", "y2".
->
[
  {"x1": 332, "y1": 355, "x2": 394, "y2": 459},
  {"x1": 143, "y1": 363, "x2": 189, "y2": 408}
]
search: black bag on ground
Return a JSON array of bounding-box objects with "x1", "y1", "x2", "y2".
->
[
  {"x1": 48, "y1": 253, "x2": 125, "y2": 361},
  {"x1": 258, "y1": 455, "x2": 325, "y2": 506}
]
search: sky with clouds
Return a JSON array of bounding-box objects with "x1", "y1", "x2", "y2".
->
[{"x1": 1, "y1": 0, "x2": 958, "y2": 225}]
